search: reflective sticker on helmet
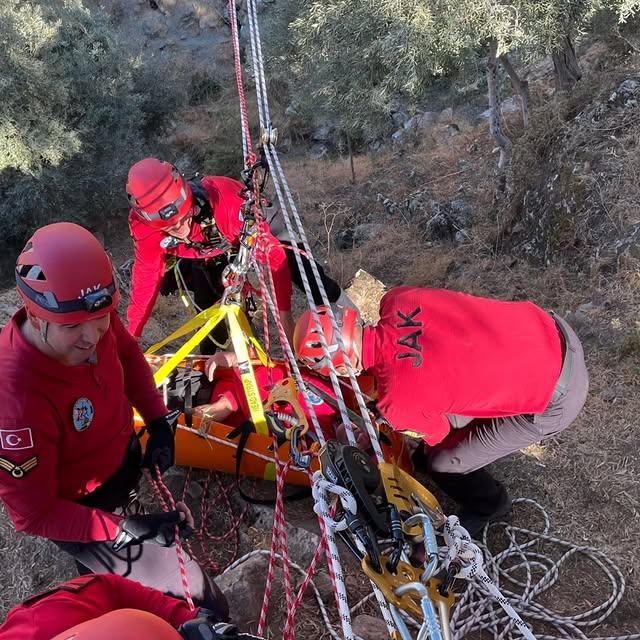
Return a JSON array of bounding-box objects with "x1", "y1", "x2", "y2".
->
[{"x1": 303, "y1": 389, "x2": 324, "y2": 406}]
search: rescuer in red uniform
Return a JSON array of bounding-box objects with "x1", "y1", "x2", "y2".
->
[
  {"x1": 0, "y1": 223, "x2": 227, "y2": 615},
  {"x1": 126, "y1": 158, "x2": 348, "y2": 350},
  {"x1": 0, "y1": 574, "x2": 262, "y2": 640},
  {"x1": 294, "y1": 286, "x2": 588, "y2": 534}
]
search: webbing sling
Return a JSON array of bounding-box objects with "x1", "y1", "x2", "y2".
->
[{"x1": 146, "y1": 303, "x2": 270, "y2": 435}]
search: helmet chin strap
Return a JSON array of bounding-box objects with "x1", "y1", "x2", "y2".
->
[{"x1": 38, "y1": 319, "x2": 48, "y2": 344}]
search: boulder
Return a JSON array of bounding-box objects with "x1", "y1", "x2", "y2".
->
[
  {"x1": 141, "y1": 13, "x2": 168, "y2": 39},
  {"x1": 423, "y1": 199, "x2": 473, "y2": 243},
  {"x1": 391, "y1": 129, "x2": 409, "y2": 145},
  {"x1": 608, "y1": 78, "x2": 640, "y2": 109},
  {"x1": 353, "y1": 614, "x2": 389, "y2": 640},
  {"x1": 309, "y1": 143, "x2": 329, "y2": 160},
  {"x1": 353, "y1": 222, "x2": 384, "y2": 246},
  {"x1": 438, "y1": 107, "x2": 454, "y2": 122},
  {"x1": 479, "y1": 95, "x2": 521, "y2": 119},
  {"x1": 392, "y1": 111, "x2": 410, "y2": 128},
  {"x1": 404, "y1": 111, "x2": 437, "y2": 131},
  {"x1": 217, "y1": 554, "x2": 274, "y2": 632},
  {"x1": 251, "y1": 506, "x2": 321, "y2": 566},
  {"x1": 312, "y1": 124, "x2": 333, "y2": 142}
]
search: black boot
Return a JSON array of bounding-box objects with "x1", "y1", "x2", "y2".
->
[{"x1": 430, "y1": 468, "x2": 512, "y2": 536}]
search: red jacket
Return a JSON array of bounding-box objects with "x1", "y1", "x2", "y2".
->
[
  {"x1": 127, "y1": 175, "x2": 293, "y2": 337},
  {"x1": 362, "y1": 287, "x2": 563, "y2": 445},
  {"x1": 211, "y1": 363, "x2": 339, "y2": 437},
  {"x1": 0, "y1": 574, "x2": 198, "y2": 640},
  {"x1": 0, "y1": 310, "x2": 167, "y2": 542}
]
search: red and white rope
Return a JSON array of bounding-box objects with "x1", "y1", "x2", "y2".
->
[
  {"x1": 145, "y1": 466, "x2": 195, "y2": 610},
  {"x1": 257, "y1": 443, "x2": 296, "y2": 637},
  {"x1": 227, "y1": 0, "x2": 254, "y2": 166}
]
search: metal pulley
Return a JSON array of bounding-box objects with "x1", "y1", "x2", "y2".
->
[{"x1": 260, "y1": 125, "x2": 278, "y2": 147}]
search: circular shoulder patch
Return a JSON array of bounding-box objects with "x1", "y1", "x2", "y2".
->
[{"x1": 72, "y1": 398, "x2": 94, "y2": 432}]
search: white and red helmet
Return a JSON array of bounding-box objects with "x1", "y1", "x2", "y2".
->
[
  {"x1": 15, "y1": 222, "x2": 120, "y2": 324},
  {"x1": 293, "y1": 306, "x2": 360, "y2": 377},
  {"x1": 126, "y1": 158, "x2": 194, "y2": 230}
]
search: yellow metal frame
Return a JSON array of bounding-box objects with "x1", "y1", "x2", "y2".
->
[{"x1": 145, "y1": 302, "x2": 272, "y2": 435}]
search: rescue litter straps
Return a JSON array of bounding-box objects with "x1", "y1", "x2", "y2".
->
[{"x1": 147, "y1": 303, "x2": 270, "y2": 435}]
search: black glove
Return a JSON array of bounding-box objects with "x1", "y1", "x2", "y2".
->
[
  {"x1": 112, "y1": 510, "x2": 192, "y2": 551},
  {"x1": 179, "y1": 619, "x2": 265, "y2": 640},
  {"x1": 142, "y1": 410, "x2": 179, "y2": 474}
]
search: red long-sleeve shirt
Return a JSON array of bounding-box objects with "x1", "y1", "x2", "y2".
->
[
  {"x1": 211, "y1": 363, "x2": 339, "y2": 437},
  {"x1": 362, "y1": 287, "x2": 563, "y2": 445},
  {"x1": 0, "y1": 574, "x2": 198, "y2": 640},
  {"x1": 0, "y1": 310, "x2": 167, "y2": 542},
  {"x1": 127, "y1": 175, "x2": 293, "y2": 337}
]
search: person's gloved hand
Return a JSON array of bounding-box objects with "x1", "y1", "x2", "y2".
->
[
  {"x1": 112, "y1": 502, "x2": 194, "y2": 551},
  {"x1": 142, "y1": 410, "x2": 179, "y2": 473},
  {"x1": 335, "y1": 422, "x2": 372, "y2": 450},
  {"x1": 179, "y1": 619, "x2": 265, "y2": 640}
]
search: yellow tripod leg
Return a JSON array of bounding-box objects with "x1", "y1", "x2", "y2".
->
[
  {"x1": 152, "y1": 312, "x2": 224, "y2": 386},
  {"x1": 226, "y1": 305, "x2": 269, "y2": 435},
  {"x1": 146, "y1": 304, "x2": 227, "y2": 355}
]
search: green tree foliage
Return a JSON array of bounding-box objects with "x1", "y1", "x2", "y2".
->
[
  {"x1": 617, "y1": 0, "x2": 640, "y2": 21},
  {"x1": 266, "y1": 0, "x2": 464, "y2": 141},
  {"x1": 267, "y1": 0, "x2": 608, "y2": 145},
  {"x1": 0, "y1": 0, "x2": 184, "y2": 264}
]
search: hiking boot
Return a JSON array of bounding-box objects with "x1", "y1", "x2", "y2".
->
[{"x1": 458, "y1": 489, "x2": 512, "y2": 537}]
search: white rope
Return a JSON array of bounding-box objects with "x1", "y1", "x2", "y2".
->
[
  {"x1": 312, "y1": 472, "x2": 358, "y2": 640},
  {"x1": 253, "y1": 258, "x2": 326, "y2": 446},
  {"x1": 244, "y1": 0, "x2": 385, "y2": 459},
  {"x1": 448, "y1": 500, "x2": 638, "y2": 640},
  {"x1": 242, "y1": 5, "x2": 401, "y2": 633}
]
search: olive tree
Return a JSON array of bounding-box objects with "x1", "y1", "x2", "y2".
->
[{"x1": 0, "y1": 0, "x2": 183, "y2": 259}]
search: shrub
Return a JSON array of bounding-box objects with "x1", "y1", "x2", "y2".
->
[{"x1": 0, "y1": 0, "x2": 186, "y2": 275}]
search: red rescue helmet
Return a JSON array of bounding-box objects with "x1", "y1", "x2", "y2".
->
[
  {"x1": 293, "y1": 306, "x2": 360, "y2": 377},
  {"x1": 50, "y1": 608, "x2": 182, "y2": 640},
  {"x1": 15, "y1": 222, "x2": 120, "y2": 324},
  {"x1": 126, "y1": 158, "x2": 194, "y2": 229}
]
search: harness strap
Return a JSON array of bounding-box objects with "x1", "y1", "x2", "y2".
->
[{"x1": 227, "y1": 421, "x2": 310, "y2": 505}]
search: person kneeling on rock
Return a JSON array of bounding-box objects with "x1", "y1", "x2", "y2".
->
[{"x1": 0, "y1": 574, "x2": 264, "y2": 640}]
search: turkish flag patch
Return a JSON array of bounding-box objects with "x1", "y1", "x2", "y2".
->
[{"x1": 0, "y1": 428, "x2": 34, "y2": 451}]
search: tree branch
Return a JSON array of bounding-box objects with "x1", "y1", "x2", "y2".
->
[
  {"x1": 487, "y1": 39, "x2": 512, "y2": 171},
  {"x1": 499, "y1": 52, "x2": 530, "y2": 128}
]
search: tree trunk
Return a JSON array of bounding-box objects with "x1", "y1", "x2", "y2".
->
[
  {"x1": 552, "y1": 35, "x2": 582, "y2": 92},
  {"x1": 346, "y1": 131, "x2": 356, "y2": 184},
  {"x1": 499, "y1": 53, "x2": 530, "y2": 129},
  {"x1": 487, "y1": 39, "x2": 512, "y2": 171}
]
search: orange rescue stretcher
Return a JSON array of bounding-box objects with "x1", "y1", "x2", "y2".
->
[{"x1": 133, "y1": 303, "x2": 413, "y2": 487}]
